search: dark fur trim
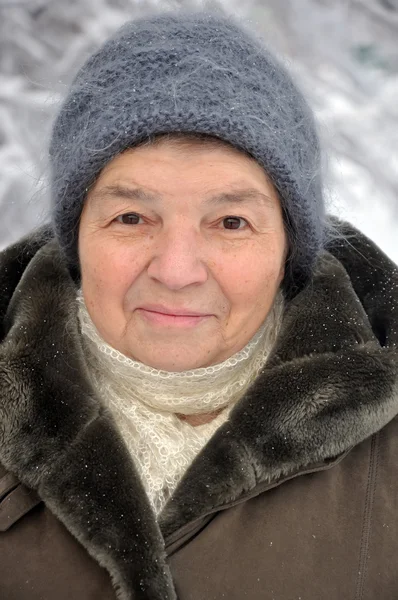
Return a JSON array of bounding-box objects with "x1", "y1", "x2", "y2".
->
[
  {"x1": 325, "y1": 217, "x2": 398, "y2": 347},
  {"x1": 0, "y1": 224, "x2": 53, "y2": 341},
  {"x1": 0, "y1": 238, "x2": 176, "y2": 600},
  {"x1": 159, "y1": 223, "x2": 398, "y2": 534},
  {"x1": 0, "y1": 220, "x2": 397, "y2": 596}
]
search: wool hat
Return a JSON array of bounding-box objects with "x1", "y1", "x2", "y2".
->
[{"x1": 49, "y1": 9, "x2": 326, "y2": 292}]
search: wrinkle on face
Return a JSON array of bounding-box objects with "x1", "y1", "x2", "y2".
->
[{"x1": 78, "y1": 140, "x2": 287, "y2": 372}]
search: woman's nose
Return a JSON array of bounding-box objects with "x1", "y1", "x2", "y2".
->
[{"x1": 146, "y1": 226, "x2": 208, "y2": 291}]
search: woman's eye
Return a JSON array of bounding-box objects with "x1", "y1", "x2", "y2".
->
[
  {"x1": 115, "y1": 213, "x2": 142, "y2": 225},
  {"x1": 222, "y1": 216, "x2": 248, "y2": 230},
  {"x1": 113, "y1": 213, "x2": 248, "y2": 230}
]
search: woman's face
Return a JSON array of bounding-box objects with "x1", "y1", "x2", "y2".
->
[{"x1": 79, "y1": 141, "x2": 287, "y2": 371}]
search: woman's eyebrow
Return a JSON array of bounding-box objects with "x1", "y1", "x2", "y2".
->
[
  {"x1": 205, "y1": 188, "x2": 275, "y2": 209},
  {"x1": 90, "y1": 184, "x2": 275, "y2": 209},
  {"x1": 89, "y1": 185, "x2": 158, "y2": 206}
]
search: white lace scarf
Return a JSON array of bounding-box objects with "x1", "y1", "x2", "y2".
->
[{"x1": 76, "y1": 290, "x2": 285, "y2": 515}]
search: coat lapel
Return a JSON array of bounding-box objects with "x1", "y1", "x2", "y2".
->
[
  {"x1": 0, "y1": 221, "x2": 398, "y2": 597},
  {"x1": 159, "y1": 222, "x2": 398, "y2": 535},
  {"x1": 0, "y1": 232, "x2": 177, "y2": 600}
]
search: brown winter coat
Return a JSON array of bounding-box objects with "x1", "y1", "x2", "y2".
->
[{"x1": 0, "y1": 219, "x2": 398, "y2": 600}]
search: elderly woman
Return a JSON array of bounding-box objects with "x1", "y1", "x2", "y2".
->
[{"x1": 0, "y1": 9, "x2": 397, "y2": 600}]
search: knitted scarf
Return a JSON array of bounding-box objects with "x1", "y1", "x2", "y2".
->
[{"x1": 76, "y1": 291, "x2": 285, "y2": 514}]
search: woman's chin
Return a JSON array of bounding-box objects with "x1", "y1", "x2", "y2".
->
[{"x1": 124, "y1": 341, "x2": 220, "y2": 372}]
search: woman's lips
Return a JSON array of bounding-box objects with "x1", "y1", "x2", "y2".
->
[{"x1": 137, "y1": 308, "x2": 210, "y2": 328}]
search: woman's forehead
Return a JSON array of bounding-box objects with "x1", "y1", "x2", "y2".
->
[{"x1": 88, "y1": 142, "x2": 278, "y2": 198}]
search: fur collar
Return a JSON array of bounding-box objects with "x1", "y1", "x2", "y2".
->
[{"x1": 0, "y1": 220, "x2": 397, "y2": 599}]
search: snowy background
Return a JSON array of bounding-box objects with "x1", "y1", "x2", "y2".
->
[{"x1": 1, "y1": 0, "x2": 397, "y2": 261}]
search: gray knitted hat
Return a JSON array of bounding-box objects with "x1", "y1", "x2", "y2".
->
[{"x1": 50, "y1": 10, "x2": 326, "y2": 292}]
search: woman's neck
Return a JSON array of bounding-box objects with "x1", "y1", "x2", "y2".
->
[{"x1": 177, "y1": 410, "x2": 223, "y2": 426}]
